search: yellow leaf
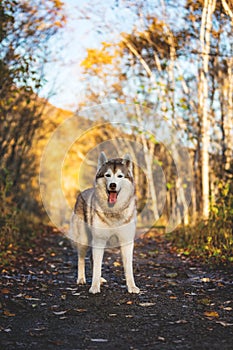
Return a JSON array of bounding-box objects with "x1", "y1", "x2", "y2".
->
[
  {"x1": 113, "y1": 261, "x2": 121, "y2": 267},
  {"x1": 201, "y1": 277, "x2": 210, "y2": 283},
  {"x1": 204, "y1": 311, "x2": 219, "y2": 318}
]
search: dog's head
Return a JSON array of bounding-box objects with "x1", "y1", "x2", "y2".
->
[{"x1": 95, "y1": 152, "x2": 134, "y2": 205}]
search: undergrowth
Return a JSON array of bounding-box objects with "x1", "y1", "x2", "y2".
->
[
  {"x1": 0, "y1": 168, "x2": 42, "y2": 267},
  {"x1": 168, "y1": 181, "x2": 233, "y2": 264}
]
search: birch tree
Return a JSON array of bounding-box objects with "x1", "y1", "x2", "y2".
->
[
  {"x1": 221, "y1": 0, "x2": 233, "y2": 172},
  {"x1": 79, "y1": 0, "x2": 233, "y2": 224},
  {"x1": 199, "y1": 0, "x2": 216, "y2": 219}
]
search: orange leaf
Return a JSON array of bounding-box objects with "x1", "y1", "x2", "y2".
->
[
  {"x1": 4, "y1": 310, "x2": 16, "y2": 317},
  {"x1": 75, "y1": 308, "x2": 87, "y2": 313},
  {"x1": 1, "y1": 288, "x2": 10, "y2": 294},
  {"x1": 204, "y1": 311, "x2": 219, "y2": 318}
]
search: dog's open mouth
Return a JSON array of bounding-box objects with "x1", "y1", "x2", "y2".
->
[{"x1": 108, "y1": 191, "x2": 118, "y2": 204}]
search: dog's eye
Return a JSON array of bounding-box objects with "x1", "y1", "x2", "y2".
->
[
  {"x1": 105, "y1": 174, "x2": 111, "y2": 177},
  {"x1": 117, "y1": 174, "x2": 124, "y2": 178}
]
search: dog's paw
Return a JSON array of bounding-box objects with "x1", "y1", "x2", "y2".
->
[
  {"x1": 128, "y1": 285, "x2": 140, "y2": 294},
  {"x1": 89, "y1": 285, "x2": 101, "y2": 294},
  {"x1": 77, "y1": 277, "x2": 86, "y2": 285},
  {"x1": 100, "y1": 277, "x2": 107, "y2": 284}
]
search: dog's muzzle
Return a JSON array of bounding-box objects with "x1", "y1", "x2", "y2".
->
[
  {"x1": 108, "y1": 191, "x2": 117, "y2": 204},
  {"x1": 107, "y1": 183, "x2": 118, "y2": 204}
]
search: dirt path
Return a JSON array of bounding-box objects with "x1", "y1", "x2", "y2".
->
[{"x1": 0, "y1": 228, "x2": 233, "y2": 349}]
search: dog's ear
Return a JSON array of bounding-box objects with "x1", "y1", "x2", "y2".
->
[
  {"x1": 97, "y1": 152, "x2": 108, "y2": 171},
  {"x1": 123, "y1": 154, "x2": 133, "y2": 174}
]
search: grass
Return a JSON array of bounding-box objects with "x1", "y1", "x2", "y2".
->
[
  {"x1": 167, "y1": 182, "x2": 233, "y2": 264},
  {"x1": 167, "y1": 220, "x2": 233, "y2": 264}
]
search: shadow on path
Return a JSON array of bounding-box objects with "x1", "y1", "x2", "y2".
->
[{"x1": 1, "y1": 228, "x2": 233, "y2": 349}]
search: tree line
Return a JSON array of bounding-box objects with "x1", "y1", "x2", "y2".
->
[
  {"x1": 0, "y1": 1, "x2": 232, "y2": 261},
  {"x1": 0, "y1": 0, "x2": 66, "y2": 251},
  {"x1": 80, "y1": 0, "x2": 233, "y2": 226}
]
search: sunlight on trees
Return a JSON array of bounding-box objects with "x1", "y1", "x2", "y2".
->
[
  {"x1": 76, "y1": 0, "x2": 232, "y2": 259},
  {"x1": 0, "y1": 0, "x2": 232, "y2": 262},
  {"x1": 0, "y1": 0, "x2": 66, "y2": 249}
]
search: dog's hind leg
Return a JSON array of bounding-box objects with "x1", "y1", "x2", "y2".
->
[
  {"x1": 77, "y1": 244, "x2": 88, "y2": 284},
  {"x1": 76, "y1": 218, "x2": 91, "y2": 285}
]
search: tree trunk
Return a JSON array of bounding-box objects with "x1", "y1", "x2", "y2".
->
[
  {"x1": 224, "y1": 56, "x2": 233, "y2": 171},
  {"x1": 199, "y1": 0, "x2": 216, "y2": 219},
  {"x1": 135, "y1": 105, "x2": 159, "y2": 222}
]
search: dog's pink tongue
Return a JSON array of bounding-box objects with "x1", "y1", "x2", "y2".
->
[{"x1": 108, "y1": 192, "x2": 117, "y2": 204}]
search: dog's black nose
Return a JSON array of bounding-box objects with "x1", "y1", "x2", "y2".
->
[{"x1": 109, "y1": 183, "x2": 117, "y2": 190}]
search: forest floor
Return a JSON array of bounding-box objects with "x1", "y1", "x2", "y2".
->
[{"x1": 0, "y1": 227, "x2": 233, "y2": 350}]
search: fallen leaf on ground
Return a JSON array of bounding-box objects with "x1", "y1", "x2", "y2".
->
[
  {"x1": 48, "y1": 340, "x2": 64, "y2": 345},
  {"x1": 185, "y1": 292, "x2": 197, "y2": 296},
  {"x1": 204, "y1": 311, "x2": 219, "y2": 318},
  {"x1": 74, "y1": 308, "x2": 87, "y2": 313},
  {"x1": 3, "y1": 310, "x2": 16, "y2": 317},
  {"x1": 215, "y1": 320, "x2": 233, "y2": 327},
  {"x1": 25, "y1": 296, "x2": 40, "y2": 301},
  {"x1": 1, "y1": 288, "x2": 11, "y2": 294},
  {"x1": 223, "y1": 307, "x2": 232, "y2": 311},
  {"x1": 1, "y1": 327, "x2": 12, "y2": 332},
  {"x1": 175, "y1": 319, "x2": 188, "y2": 324},
  {"x1": 139, "y1": 302, "x2": 155, "y2": 307},
  {"x1": 53, "y1": 310, "x2": 69, "y2": 315},
  {"x1": 166, "y1": 272, "x2": 178, "y2": 278},
  {"x1": 14, "y1": 293, "x2": 24, "y2": 298},
  {"x1": 198, "y1": 298, "x2": 211, "y2": 305},
  {"x1": 158, "y1": 336, "x2": 165, "y2": 341},
  {"x1": 32, "y1": 326, "x2": 46, "y2": 331},
  {"x1": 202, "y1": 277, "x2": 210, "y2": 283}
]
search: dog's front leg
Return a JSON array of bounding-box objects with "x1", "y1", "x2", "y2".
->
[
  {"x1": 121, "y1": 242, "x2": 140, "y2": 294},
  {"x1": 77, "y1": 244, "x2": 88, "y2": 285},
  {"x1": 89, "y1": 240, "x2": 105, "y2": 294}
]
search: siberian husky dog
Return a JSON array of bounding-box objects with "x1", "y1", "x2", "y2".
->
[{"x1": 70, "y1": 152, "x2": 140, "y2": 294}]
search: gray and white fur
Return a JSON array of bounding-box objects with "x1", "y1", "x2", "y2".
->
[{"x1": 69, "y1": 152, "x2": 140, "y2": 294}]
